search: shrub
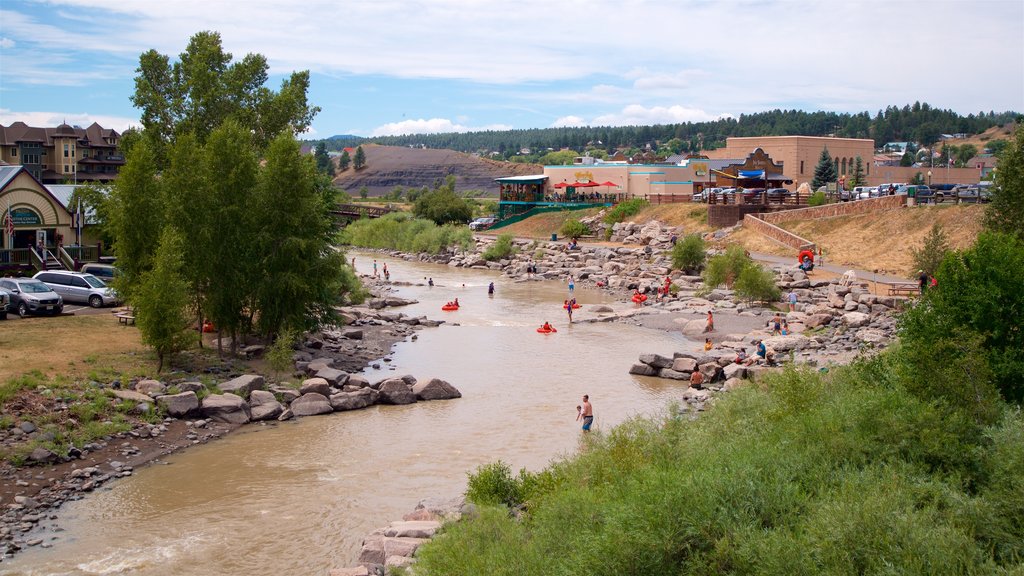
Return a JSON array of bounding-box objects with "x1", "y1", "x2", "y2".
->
[
  {"x1": 671, "y1": 234, "x2": 706, "y2": 273},
  {"x1": 911, "y1": 223, "x2": 951, "y2": 277},
  {"x1": 807, "y1": 190, "x2": 827, "y2": 206},
  {"x1": 603, "y1": 198, "x2": 649, "y2": 224},
  {"x1": 560, "y1": 219, "x2": 590, "y2": 240},
  {"x1": 267, "y1": 328, "x2": 298, "y2": 376},
  {"x1": 734, "y1": 262, "x2": 781, "y2": 303},
  {"x1": 483, "y1": 233, "x2": 517, "y2": 261},
  {"x1": 466, "y1": 461, "x2": 524, "y2": 507},
  {"x1": 702, "y1": 244, "x2": 749, "y2": 289},
  {"x1": 340, "y1": 212, "x2": 472, "y2": 254}
]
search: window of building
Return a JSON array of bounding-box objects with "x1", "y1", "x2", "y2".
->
[
  {"x1": 71, "y1": 146, "x2": 76, "y2": 158},
  {"x1": 64, "y1": 144, "x2": 69, "y2": 158},
  {"x1": 800, "y1": 160, "x2": 804, "y2": 174},
  {"x1": 11, "y1": 148, "x2": 16, "y2": 156},
  {"x1": 64, "y1": 165, "x2": 69, "y2": 173}
]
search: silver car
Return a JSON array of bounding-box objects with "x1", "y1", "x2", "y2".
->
[
  {"x1": 32, "y1": 271, "x2": 119, "y2": 308},
  {"x1": 0, "y1": 277, "x2": 64, "y2": 317}
]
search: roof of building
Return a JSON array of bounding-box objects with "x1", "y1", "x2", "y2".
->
[
  {"x1": 495, "y1": 174, "x2": 548, "y2": 183},
  {"x1": 0, "y1": 121, "x2": 121, "y2": 148},
  {"x1": 0, "y1": 165, "x2": 22, "y2": 190}
]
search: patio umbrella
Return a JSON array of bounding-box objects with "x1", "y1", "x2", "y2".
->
[
  {"x1": 599, "y1": 181, "x2": 618, "y2": 188},
  {"x1": 553, "y1": 182, "x2": 570, "y2": 189},
  {"x1": 573, "y1": 181, "x2": 599, "y2": 187}
]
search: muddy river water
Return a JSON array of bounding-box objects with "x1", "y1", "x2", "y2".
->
[{"x1": 4, "y1": 253, "x2": 696, "y2": 576}]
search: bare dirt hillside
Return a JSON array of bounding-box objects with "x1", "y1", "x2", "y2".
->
[
  {"x1": 933, "y1": 122, "x2": 1017, "y2": 151},
  {"x1": 333, "y1": 145, "x2": 542, "y2": 197}
]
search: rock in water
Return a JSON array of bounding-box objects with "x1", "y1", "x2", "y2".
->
[
  {"x1": 290, "y1": 392, "x2": 334, "y2": 416},
  {"x1": 201, "y1": 393, "x2": 252, "y2": 424},
  {"x1": 411, "y1": 378, "x2": 462, "y2": 401},
  {"x1": 377, "y1": 379, "x2": 418, "y2": 405}
]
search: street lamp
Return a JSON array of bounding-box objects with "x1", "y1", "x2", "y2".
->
[{"x1": 927, "y1": 170, "x2": 932, "y2": 186}]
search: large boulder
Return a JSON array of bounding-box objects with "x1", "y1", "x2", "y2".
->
[
  {"x1": 290, "y1": 392, "x2": 334, "y2": 417},
  {"x1": 842, "y1": 311, "x2": 870, "y2": 328},
  {"x1": 249, "y1": 390, "x2": 284, "y2": 421},
  {"x1": 357, "y1": 534, "x2": 428, "y2": 567},
  {"x1": 671, "y1": 357, "x2": 698, "y2": 373},
  {"x1": 315, "y1": 367, "x2": 349, "y2": 387},
  {"x1": 377, "y1": 379, "x2": 417, "y2": 405},
  {"x1": 330, "y1": 389, "x2": 378, "y2": 411},
  {"x1": 761, "y1": 334, "x2": 808, "y2": 352},
  {"x1": 157, "y1": 391, "x2": 199, "y2": 418},
  {"x1": 638, "y1": 353, "x2": 673, "y2": 369},
  {"x1": 300, "y1": 377, "x2": 332, "y2": 397},
  {"x1": 657, "y1": 368, "x2": 687, "y2": 380},
  {"x1": 219, "y1": 375, "x2": 265, "y2": 399},
  {"x1": 412, "y1": 378, "x2": 462, "y2": 401},
  {"x1": 135, "y1": 379, "x2": 166, "y2": 397},
  {"x1": 628, "y1": 363, "x2": 657, "y2": 376},
  {"x1": 346, "y1": 375, "x2": 370, "y2": 389},
  {"x1": 201, "y1": 393, "x2": 251, "y2": 424},
  {"x1": 722, "y1": 363, "x2": 748, "y2": 381},
  {"x1": 383, "y1": 520, "x2": 442, "y2": 539},
  {"x1": 111, "y1": 389, "x2": 154, "y2": 405}
]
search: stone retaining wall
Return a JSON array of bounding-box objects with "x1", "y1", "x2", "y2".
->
[
  {"x1": 758, "y1": 195, "x2": 906, "y2": 224},
  {"x1": 742, "y1": 214, "x2": 815, "y2": 251}
]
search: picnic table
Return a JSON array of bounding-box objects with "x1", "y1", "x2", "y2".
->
[{"x1": 885, "y1": 282, "x2": 920, "y2": 296}]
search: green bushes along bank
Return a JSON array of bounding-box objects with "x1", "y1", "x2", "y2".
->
[{"x1": 339, "y1": 212, "x2": 473, "y2": 254}]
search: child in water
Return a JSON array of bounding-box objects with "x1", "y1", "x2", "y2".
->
[{"x1": 704, "y1": 338, "x2": 713, "y2": 351}]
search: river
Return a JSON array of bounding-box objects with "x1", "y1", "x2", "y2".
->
[{"x1": 3, "y1": 253, "x2": 695, "y2": 576}]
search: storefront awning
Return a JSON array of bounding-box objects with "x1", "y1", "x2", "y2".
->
[{"x1": 495, "y1": 174, "x2": 548, "y2": 184}]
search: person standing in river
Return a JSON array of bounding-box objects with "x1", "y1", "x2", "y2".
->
[
  {"x1": 577, "y1": 395, "x2": 593, "y2": 431},
  {"x1": 568, "y1": 275, "x2": 575, "y2": 293}
]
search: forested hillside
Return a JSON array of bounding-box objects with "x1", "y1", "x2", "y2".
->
[{"x1": 317, "y1": 103, "x2": 1018, "y2": 159}]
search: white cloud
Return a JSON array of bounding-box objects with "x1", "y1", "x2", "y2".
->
[
  {"x1": 0, "y1": 37, "x2": 14, "y2": 49},
  {"x1": 590, "y1": 104, "x2": 728, "y2": 127},
  {"x1": 0, "y1": 109, "x2": 140, "y2": 132},
  {"x1": 370, "y1": 118, "x2": 513, "y2": 137},
  {"x1": 551, "y1": 115, "x2": 586, "y2": 128}
]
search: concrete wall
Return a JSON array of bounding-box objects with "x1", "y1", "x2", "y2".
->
[
  {"x1": 758, "y1": 194, "x2": 906, "y2": 224},
  {"x1": 742, "y1": 214, "x2": 815, "y2": 251}
]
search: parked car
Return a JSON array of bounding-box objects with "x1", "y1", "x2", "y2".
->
[
  {"x1": 79, "y1": 263, "x2": 119, "y2": 283},
  {"x1": 740, "y1": 188, "x2": 766, "y2": 202},
  {"x1": 469, "y1": 217, "x2": 497, "y2": 231},
  {"x1": 32, "y1": 271, "x2": 119, "y2": 308},
  {"x1": 876, "y1": 183, "x2": 906, "y2": 196},
  {"x1": 896, "y1": 184, "x2": 935, "y2": 201},
  {"x1": 765, "y1": 188, "x2": 791, "y2": 201},
  {"x1": 954, "y1": 185, "x2": 992, "y2": 203},
  {"x1": 0, "y1": 277, "x2": 64, "y2": 317},
  {"x1": 0, "y1": 287, "x2": 9, "y2": 320}
]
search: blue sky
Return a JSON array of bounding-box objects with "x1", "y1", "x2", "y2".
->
[{"x1": 1, "y1": 0, "x2": 1022, "y2": 138}]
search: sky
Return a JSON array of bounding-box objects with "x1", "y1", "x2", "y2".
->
[{"x1": 0, "y1": 0, "x2": 1022, "y2": 139}]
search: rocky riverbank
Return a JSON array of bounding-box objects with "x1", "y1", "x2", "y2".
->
[{"x1": 0, "y1": 279, "x2": 463, "y2": 561}]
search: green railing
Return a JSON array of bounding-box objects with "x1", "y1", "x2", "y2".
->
[{"x1": 489, "y1": 204, "x2": 607, "y2": 231}]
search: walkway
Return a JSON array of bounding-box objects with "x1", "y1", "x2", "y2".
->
[{"x1": 748, "y1": 251, "x2": 914, "y2": 284}]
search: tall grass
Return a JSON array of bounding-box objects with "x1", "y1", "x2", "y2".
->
[
  {"x1": 414, "y1": 359, "x2": 1024, "y2": 575},
  {"x1": 603, "y1": 198, "x2": 649, "y2": 224},
  {"x1": 339, "y1": 212, "x2": 473, "y2": 254}
]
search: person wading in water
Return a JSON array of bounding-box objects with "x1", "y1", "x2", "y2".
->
[{"x1": 577, "y1": 395, "x2": 593, "y2": 431}]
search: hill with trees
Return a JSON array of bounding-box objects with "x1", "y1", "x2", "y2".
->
[{"x1": 313, "y1": 104, "x2": 1018, "y2": 162}]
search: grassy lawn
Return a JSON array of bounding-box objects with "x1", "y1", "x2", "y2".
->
[{"x1": 0, "y1": 314, "x2": 152, "y2": 384}]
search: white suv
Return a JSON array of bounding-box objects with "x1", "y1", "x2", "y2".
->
[{"x1": 469, "y1": 217, "x2": 497, "y2": 231}]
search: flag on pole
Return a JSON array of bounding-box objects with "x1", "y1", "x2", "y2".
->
[{"x1": 3, "y1": 204, "x2": 14, "y2": 240}]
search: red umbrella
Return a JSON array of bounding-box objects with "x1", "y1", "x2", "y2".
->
[
  {"x1": 553, "y1": 182, "x2": 570, "y2": 189},
  {"x1": 599, "y1": 181, "x2": 618, "y2": 187},
  {"x1": 574, "y1": 181, "x2": 599, "y2": 187}
]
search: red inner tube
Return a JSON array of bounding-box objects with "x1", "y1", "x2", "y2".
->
[
  {"x1": 441, "y1": 305, "x2": 459, "y2": 311},
  {"x1": 537, "y1": 327, "x2": 557, "y2": 333},
  {"x1": 798, "y1": 250, "x2": 815, "y2": 264}
]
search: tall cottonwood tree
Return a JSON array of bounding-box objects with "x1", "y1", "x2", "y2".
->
[
  {"x1": 131, "y1": 30, "x2": 319, "y2": 163},
  {"x1": 106, "y1": 138, "x2": 164, "y2": 303},
  {"x1": 135, "y1": 228, "x2": 192, "y2": 372}
]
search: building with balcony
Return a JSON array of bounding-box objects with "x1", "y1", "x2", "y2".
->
[{"x1": 0, "y1": 121, "x2": 125, "y2": 184}]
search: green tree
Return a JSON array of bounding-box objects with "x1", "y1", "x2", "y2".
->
[
  {"x1": 353, "y1": 145, "x2": 367, "y2": 170},
  {"x1": 251, "y1": 133, "x2": 347, "y2": 335},
  {"x1": 985, "y1": 129, "x2": 1024, "y2": 240},
  {"x1": 68, "y1": 182, "x2": 114, "y2": 247},
  {"x1": 986, "y1": 139, "x2": 1010, "y2": 156},
  {"x1": 911, "y1": 223, "x2": 951, "y2": 276},
  {"x1": 537, "y1": 150, "x2": 578, "y2": 165},
  {"x1": 413, "y1": 176, "x2": 473, "y2": 225},
  {"x1": 314, "y1": 142, "x2": 335, "y2": 177},
  {"x1": 482, "y1": 234, "x2": 517, "y2": 261},
  {"x1": 560, "y1": 219, "x2": 590, "y2": 240},
  {"x1": 733, "y1": 262, "x2": 781, "y2": 303},
  {"x1": 703, "y1": 245, "x2": 749, "y2": 289},
  {"x1": 338, "y1": 149, "x2": 351, "y2": 171},
  {"x1": 850, "y1": 156, "x2": 866, "y2": 188},
  {"x1": 359, "y1": 186, "x2": 369, "y2": 199},
  {"x1": 812, "y1": 147, "x2": 836, "y2": 190},
  {"x1": 807, "y1": 190, "x2": 827, "y2": 206},
  {"x1": 900, "y1": 151, "x2": 915, "y2": 166},
  {"x1": 106, "y1": 138, "x2": 164, "y2": 303},
  {"x1": 130, "y1": 30, "x2": 318, "y2": 160},
  {"x1": 671, "y1": 234, "x2": 706, "y2": 273},
  {"x1": 911, "y1": 171, "x2": 925, "y2": 185},
  {"x1": 956, "y1": 144, "x2": 978, "y2": 167},
  {"x1": 135, "y1": 228, "x2": 192, "y2": 372},
  {"x1": 900, "y1": 231, "x2": 1024, "y2": 404}
]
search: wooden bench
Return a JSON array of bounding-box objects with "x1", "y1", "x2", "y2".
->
[
  {"x1": 886, "y1": 282, "x2": 920, "y2": 296},
  {"x1": 116, "y1": 313, "x2": 136, "y2": 326}
]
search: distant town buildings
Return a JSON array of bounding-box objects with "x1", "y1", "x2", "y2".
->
[{"x1": 0, "y1": 121, "x2": 124, "y2": 184}]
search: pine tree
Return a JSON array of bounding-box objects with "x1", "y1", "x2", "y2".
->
[
  {"x1": 353, "y1": 145, "x2": 366, "y2": 170},
  {"x1": 985, "y1": 129, "x2": 1024, "y2": 241},
  {"x1": 812, "y1": 147, "x2": 836, "y2": 190},
  {"x1": 338, "y1": 149, "x2": 351, "y2": 171},
  {"x1": 314, "y1": 142, "x2": 335, "y2": 177},
  {"x1": 850, "y1": 156, "x2": 866, "y2": 188}
]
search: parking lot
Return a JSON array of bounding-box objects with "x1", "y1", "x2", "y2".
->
[{"x1": 2, "y1": 303, "x2": 116, "y2": 321}]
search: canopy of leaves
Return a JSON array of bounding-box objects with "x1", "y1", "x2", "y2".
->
[
  {"x1": 131, "y1": 30, "x2": 318, "y2": 162},
  {"x1": 134, "y1": 228, "x2": 192, "y2": 372},
  {"x1": 412, "y1": 176, "x2": 473, "y2": 225},
  {"x1": 985, "y1": 128, "x2": 1024, "y2": 240}
]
